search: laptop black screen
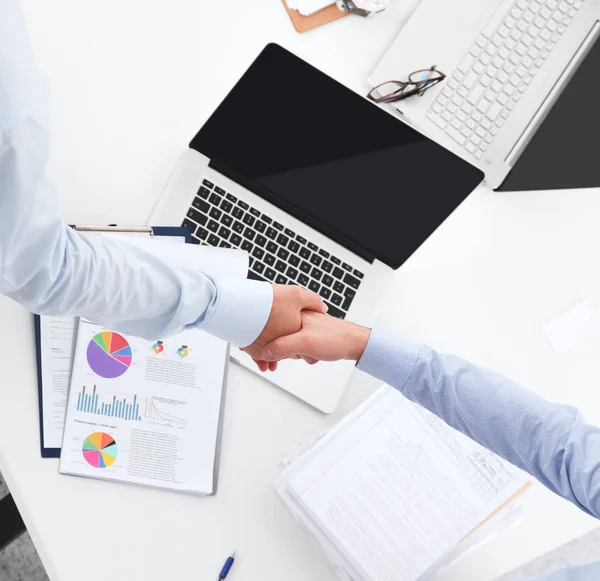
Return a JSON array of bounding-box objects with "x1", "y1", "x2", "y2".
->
[{"x1": 190, "y1": 44, "x2": 483, "y2": 268}]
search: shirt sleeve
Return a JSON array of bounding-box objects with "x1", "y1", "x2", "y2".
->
[
  {"x1": 357, "y1": 328, "x2": 600, "y2": 519},
  {"x1": 0, "y1": 0, "x2": 272, "y2": 345}
]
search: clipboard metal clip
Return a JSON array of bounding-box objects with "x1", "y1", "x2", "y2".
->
[
  {"x1": 336, "y1": 0, "x2": 389, "y2": 17},
  {"x1": 72, "y1": 225, "x2": 155, "y2": 237}
]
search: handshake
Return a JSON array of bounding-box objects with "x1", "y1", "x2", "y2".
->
[{"x1": 242, "y1": 285, "x2": 371, "y2": 371}]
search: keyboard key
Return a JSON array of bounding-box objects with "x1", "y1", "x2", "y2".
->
[
  {"x1": 220, "y1": 241, "x2": 231, "y2": 248},
  {"x1": 276, "y1": 234, "x2": 289, "y2": 246},
  {"x1": 248, "y1": 270, "x2": 265, "y2": 282},
  {"x1": 276, "y1": 274, "x2": 288, "y2": 285},
  {"x1": 221, "y1": 214, "x2": 233, "y2": 227},
  {"x1": 220, "y1": 200, "x2": 233, "y2": 213},
  {"x1": 214, "y1": 186, "x2": 226, "y2": 195},
  {"x1": 241, "y1": 240, "x2": 253, "y2": 253},
  {"x1": 232, "y1": 207, "x2": 244, "y2": 219},
  {"x1": 309, "y1": 280, "x2": 320, "y2": 293},
  {"x1": 265, "y1": 268, "x2": 276, "y2": 281},
  {"x1": 333, "y1": 266, "x2": 345, "y2": 279},
  {"x1": 320, "y1": 287, "x2": 331, "y2": 300},
  {"x1": 310, "y1": 254, "x2": 322, "y2": 267},
  {"x1": 209, "y1": 193, "x2": 221, "y2": 205},
  {"x1": 311, "y1": 268, "x2": 323, "y2": 281},
  {"x1": 333, "y1": 281, "x2": 344, "y2": 293},
  {"x1": 286, "y1": 266, "x2": 298, "y2": 279},
  {"x1": 343, "y1": 288, "x2": 356, "y2": 311},
  {"x1": 254, "y1": 262, "x2": 265, "y2": 275},
  {"x1": 266, "y1": 227, "x2": 278, "y2": 240},
  {"x1": 296, "y1": 235, "x2": 307, "y2": 244},
  {"x1": 209, "y1": 207, "x2": 222, "y2": 220},
  {"x1": 265, "y1": 254, "x2": 276, "y2": 266},
  {"x1": 318, "y1": 249, "x2": 330, "y2": 258},
  {"x1": 250, "y1": 207, "x2": 261, "y2": 217},
  {"x1": 182, "y1": 218, "x2": 197, "y2": 234},
  {"x1": 277, "y1": 248, "x2": 289, "y2": 260},
  {"x1": 284, "y1": 228, "x2": 295, "y2": 237},
  {"x1": 208, "y1": 234, "x2": 220, "y2": 246},
  {"x1": 233, "y1": 221, "x2": 244, "y2": 234},
  {"x1": 261, "y1": 215, "x2": 272, "y2": 224},
  {"x1": 325, "y1": 303, "x2": 345, "y2": 320},
  {"x1": 330, "y1": 256, "x2": 341, "y2": 265},
  {"x1": 248, "y1": 256, "x2": 254, "y2": 268},
  {"x1": 275, "y1": 260, "x2": 287, "y2": 273},
  {"x1": 255, "y1": 221, "x2": 267, "y2": 233},
  {"x1": 255, "y1": 234, "x2": 267, "y2": 248},
  {"x1": 353, "y1": 269, "x2": 363, "y2": 279},
  {"x1": 289, "y1": 255, "x2": 300, "y2": 267},
  {"x1": 187, "y1": 208, "x2": 207, "y2": 225},
  {"x1": 331, "y1": 293, "x2": 343, "y2": 306},
  {"x1": 196, "y1": 227, "x2": 209, "y2": 241},
  {"x1": 273, "y1": 222, "x2": 284, "y2": 231},
  {"x1": 299, "y1": 247, "x2": 311, "y2": 259},
  {"x1": 243, "y1": 214, "x2": 255, "y2": 227},
  {"x1": 322, "y1": 274, "x2": 334, "y2": 287},
  {"x1": 267, "y1": 241, "x2": 278, "y2": 254},
  {"x1": 226, "y1": 193, "x2": 237, "y2": 203},
  {"x1": 298, "y1": 274, "x2": 309, "y2": 286},
  {"x1": 322, "y1": 261, "x2": 333, "y2": 273},
  {"x1": 252, "y1": 247, "x2": 265, "y2": 260},
  {"x1": 218, "y1": 226, "x2": 231, "y2": 240},
  {"x1": 308, "y1": 242, "x2": 318, "y2": 251},
  {"x1": 343, "y1": 273, "x2": 361, "y2": 289},
  {"x1": 202, "y1": 178, "x2": 214, "y2": 189},
  {"x1": 198, "y1": 186, "x2": 211, "y2": 199},
  {"x1": 238, "y1": 201, "x2": 249, "y2": 210},
  {"x1": 243, "y1": 228, "x2": 256, "y2": 241},
  {"x1": 207, "y1": 220, "x2": 219, "y2": 233},
  {"x1": 300, "y1": 261, "x2": 311, "y2": 274},
  {"x1": 230, "y1": 233, "x2": 242, "y2": 246},
  {"x1": 288, "y1": 241, "x2": 300, "y2": 253}
]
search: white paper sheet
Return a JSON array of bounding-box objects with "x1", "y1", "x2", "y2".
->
[
  {"x1": 286, "y1": 0, "x2": 336, "y2": 16},
  {"x1": 282, "y1": 388, "x2": 529, "y2": 581},
  {"x1": 542, "y1": 300, "x2": 600, "y2": 354},
  {"x1": 59, "y1": 319, "x2": 228, "y2": 494}
]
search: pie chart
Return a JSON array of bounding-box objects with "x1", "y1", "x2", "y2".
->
[
  {"x1": 87, "y1": 331, "x2": 132, "y2": 379},
  {"x1": 82, "y1": 432, "x2": 118, "y2": 469}
]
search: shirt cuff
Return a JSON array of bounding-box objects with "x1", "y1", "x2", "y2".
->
[
  {"x1": 200, "y1": 278, "x2": 273, "y2": 348},
  {"x1": 356, "y1": 328, "x2": 422, "y2": 393}
]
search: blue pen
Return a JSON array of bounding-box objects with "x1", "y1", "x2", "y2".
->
[{"x1": 217, "y1": 550, "x2": 236, "y2": 581}]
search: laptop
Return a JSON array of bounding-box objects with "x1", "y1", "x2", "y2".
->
[
  {"x1": 151, "y1": 43, "x2": 483, "y2": 413},
  {"x1": 369, "y1": 0, "x2": 600, "y2": 189}
]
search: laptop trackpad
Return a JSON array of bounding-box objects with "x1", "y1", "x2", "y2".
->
[{"x1": 498, "y1": 29, "x2": 600, "y2": 191}]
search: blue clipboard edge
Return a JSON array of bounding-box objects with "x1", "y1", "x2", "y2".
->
[{"x1": 36, "y1": 225, "x2": 191, "y2": 458}]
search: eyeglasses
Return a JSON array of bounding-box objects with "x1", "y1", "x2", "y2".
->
[{"x1": 367, "y1": 66, "x2": 446, "y2": 104}]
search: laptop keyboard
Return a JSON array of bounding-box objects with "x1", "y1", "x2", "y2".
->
[
  {"x1": 181, "y1": 179, "x2": 364, "y2": 319},
  {"x1": 426, "y1": 0, "x2": 584, "y2": 159}
]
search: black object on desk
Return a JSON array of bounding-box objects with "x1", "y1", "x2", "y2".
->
[
  {"x1": 0, "y1": 494, "x2": 26, "y2": 551},
  {"x1": 498, "y1": 33, "x2": 600, "y2": 192}
]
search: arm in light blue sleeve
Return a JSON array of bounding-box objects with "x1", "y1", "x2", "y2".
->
[
  {"x1": 357, "y1": 329, "x2": 600, "y2": 519},
  {"x1": 0, "y1": 0, "x2": 272, "y2": 345}
]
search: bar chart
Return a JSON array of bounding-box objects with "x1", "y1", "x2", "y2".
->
[{"x1": 76, "y1": 385, "x2": 142, "y2": 421}]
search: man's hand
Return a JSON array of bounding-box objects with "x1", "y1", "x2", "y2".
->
[
  {"x1": 257, "y1": 311, "x2": 371, "y2": 364},
  {"x1": 242, "y1": 285, "x2": 327, "y2": 370}
]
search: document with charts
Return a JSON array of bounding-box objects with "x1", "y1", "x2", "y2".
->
[
  {"x1": 278, "y1": 386, "x2": 530, "y2": 581},
  {"x1": 59, "y1": 318, "x2": 229, "y2": 496}
]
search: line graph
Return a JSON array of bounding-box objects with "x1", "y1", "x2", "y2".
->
[{"x1": 144, "y1": 397, "x2": 187, "y2": 428}]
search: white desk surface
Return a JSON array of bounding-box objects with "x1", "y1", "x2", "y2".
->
[{"x1": 1, "y1": 1, "x2": 599, "y2": 580}]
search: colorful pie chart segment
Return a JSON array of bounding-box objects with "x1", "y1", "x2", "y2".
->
[
  {"x1": 87, "y1": 332, "x2": 132, "y2": 379},
  {"x1": 82, "y1": 432, "x2": 118, "y2": 468}
]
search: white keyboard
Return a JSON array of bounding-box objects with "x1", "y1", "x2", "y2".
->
[{"x1": 426, "y1": 0, "x2": 585, "y2": 159}]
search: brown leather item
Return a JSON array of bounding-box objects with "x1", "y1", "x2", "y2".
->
[{"x1": 281, "y1": 0, "x2": 348, "y2": 33}]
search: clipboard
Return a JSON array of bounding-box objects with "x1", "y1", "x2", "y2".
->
[
  {"x1": 281, "y1": 0, "x2": 348, "y2": 33},
  {"x1": 35, "y1": 225, "x2": 191, "y2": 458}
]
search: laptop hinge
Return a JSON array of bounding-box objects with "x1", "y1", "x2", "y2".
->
[{"x1": 208, "y1": 159, "x2": 377, "y2": 265}]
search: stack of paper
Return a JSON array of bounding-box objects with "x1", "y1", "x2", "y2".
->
[
  {"x1": 286, "y1": 0, "x2": 336, "y2": 16},
  {"x1": 277, "y1": 387, "x2": 530, "y2": 581}
]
